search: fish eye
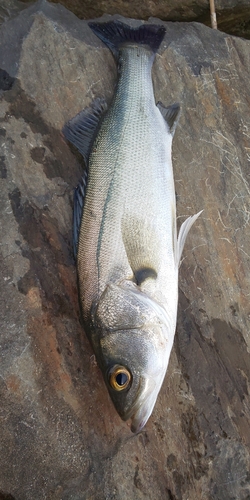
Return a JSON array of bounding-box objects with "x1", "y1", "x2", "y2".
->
[{"x1": 108, "y1": 365, "x2": 131, "y2": 391}]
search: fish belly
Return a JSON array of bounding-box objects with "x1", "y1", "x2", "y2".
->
[{"x1": 77, "y1": 48, "x2": 177, "y2": 320}]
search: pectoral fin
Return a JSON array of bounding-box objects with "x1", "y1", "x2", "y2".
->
[
  {"x1": 62, "y1": 97, "x2": 107, "y2": 163},
  {"x1": 177, "y1": 211, "x2": 203, "y2": 267},
  {"x1": 121, "y1": 217, "x2": 160, "y2": 286}
]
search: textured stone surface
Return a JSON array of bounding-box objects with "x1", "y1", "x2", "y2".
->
[
  {"x1": 11, "y1": 0, "x2": 250, "y2": 39},
  {"x1": 0, "y1": 1, "x2": 250, "y2": 499}
]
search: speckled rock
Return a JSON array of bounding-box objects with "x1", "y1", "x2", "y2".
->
[
  {"x1": 6, "y1": 0, "x2": 250, "y2": 39},
  {"x1": 0, "y1": 1, "x2": 250, "y2": 499}
]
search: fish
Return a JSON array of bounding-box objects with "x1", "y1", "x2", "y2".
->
[{"x1": 63, "y1": 20, "x2": 201, "y2": 433}]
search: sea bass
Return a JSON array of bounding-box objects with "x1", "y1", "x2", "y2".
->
[{"x1": 63, "y1": 20, "x2": 201, "y2": 433}]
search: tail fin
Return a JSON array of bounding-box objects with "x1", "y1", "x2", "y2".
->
[{"x1": 89, "y1": 20, "x2": 166, "y2": 55}]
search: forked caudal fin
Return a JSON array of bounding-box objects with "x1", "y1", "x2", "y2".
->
[{"x1": 88, "y1": 20, "x2": 166, "y2": 56}]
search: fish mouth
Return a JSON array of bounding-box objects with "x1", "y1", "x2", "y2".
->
[
  {"x1": 130, "y1": 406, "x2": 152, "y2": 434},
  {"x1": 126, "y1": 365, "x2": 168, "y2": 433},
  {"x1": 124, "y1": 377, "x2": 160, "y2": 433}
]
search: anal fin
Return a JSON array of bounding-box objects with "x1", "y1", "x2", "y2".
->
[{"x1": 157, "y1": 102, "x2": 180, "y2": 136}]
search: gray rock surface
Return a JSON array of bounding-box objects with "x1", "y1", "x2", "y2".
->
[
  {"x1": 11, "y1": 0, "x2": 250, "y2": 39},
  {"x1": 0, "y1": 1, "x2": 250, "y2": 499}
]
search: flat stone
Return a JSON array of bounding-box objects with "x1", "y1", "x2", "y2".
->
[
  {"x1": 0, "y1": 2, "x2": 250, "y2": 499},
  {"x1": 2, "y1": 0, "x2": 250, "y2": 39}
]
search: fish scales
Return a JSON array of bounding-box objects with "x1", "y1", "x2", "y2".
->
[
  {"x1": 80, "y1": 46, "x2": 175, "y2": 311},
  {"x1": 63, "y1": 20, "x2": 201, "y2": 433}
]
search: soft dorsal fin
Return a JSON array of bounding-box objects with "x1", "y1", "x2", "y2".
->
[
  {"x1": 157, "y1": 102, "x2": 180, "y2": 136},
  {"x1": 62, "y1": 97, "x2": 107, "y2": 163},
  {"x1": 73, "y1": 170, "x2": 88, "y2": 259},
  {"x1": 176, "y1": 211, "x2": 203, "y2": 267}
]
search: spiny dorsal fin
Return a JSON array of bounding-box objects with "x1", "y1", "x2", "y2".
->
[
  {"x1": 176, "y1": 211, "x2": 203, "y2": 267},
  {"x1": 73, "y1": 170, "x2": 88, "y2": 259},
  {"x1": 157, "y1": 102, "x2": 180, "y2": 136},
  {"x1": 62, "y1": 97, "x2": 107, "y2": 163}
]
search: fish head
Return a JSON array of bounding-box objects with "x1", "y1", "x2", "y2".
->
[{"x1": 93, "y1": 283, "x2": 175, "y2": 432}]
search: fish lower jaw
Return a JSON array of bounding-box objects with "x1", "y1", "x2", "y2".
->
[
  {"x1": 118, "y1": 405, "x2": 151, "y2": 433},
  {"x1": 130, "y1": 413, "x2": 151, "y2": 434},
  {"x1": 126, "y1": 371, "x2": 167, "y2": 433},
  {"x1": 129, "y1": 397, "x2": 157, "y2": 434}
]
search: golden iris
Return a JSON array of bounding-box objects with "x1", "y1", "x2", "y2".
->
[{"x1": 108, "y1": 365, "x2": 131, "y2": 391}]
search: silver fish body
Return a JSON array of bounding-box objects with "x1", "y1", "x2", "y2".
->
[{"x1": 63, "y1": 21, "x2": 201, "y2": 432}]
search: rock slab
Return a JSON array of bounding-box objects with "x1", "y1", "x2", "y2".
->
[
  {"x1": 0, "y1": 1, "x2": 250, "y2": 499},
  {"x1": 11, "y1": 0, "x2": 250, "y2": 39}
]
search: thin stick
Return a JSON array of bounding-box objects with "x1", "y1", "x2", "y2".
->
[{"x1": 209, "y1": 0, "x2": 217, "y2": 29}]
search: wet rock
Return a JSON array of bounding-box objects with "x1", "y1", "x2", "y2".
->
[
  {"x1": 16, "y1": 0, "x2": 250, "y2": 39},
  {"x1": 0, "y1": 1, "x2": 250, "y2": 499}
]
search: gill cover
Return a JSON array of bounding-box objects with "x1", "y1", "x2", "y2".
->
[
  {"x1": 95, "y1": 282, "x2": 170, "y2": 332},
  {"x1": 94, "y1": 283, "x2": 171, "y2": 429}
]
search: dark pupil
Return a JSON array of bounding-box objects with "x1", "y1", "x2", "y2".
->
[{"x1": 116, "y1": 372, "x2": 128, "y2": 386}]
